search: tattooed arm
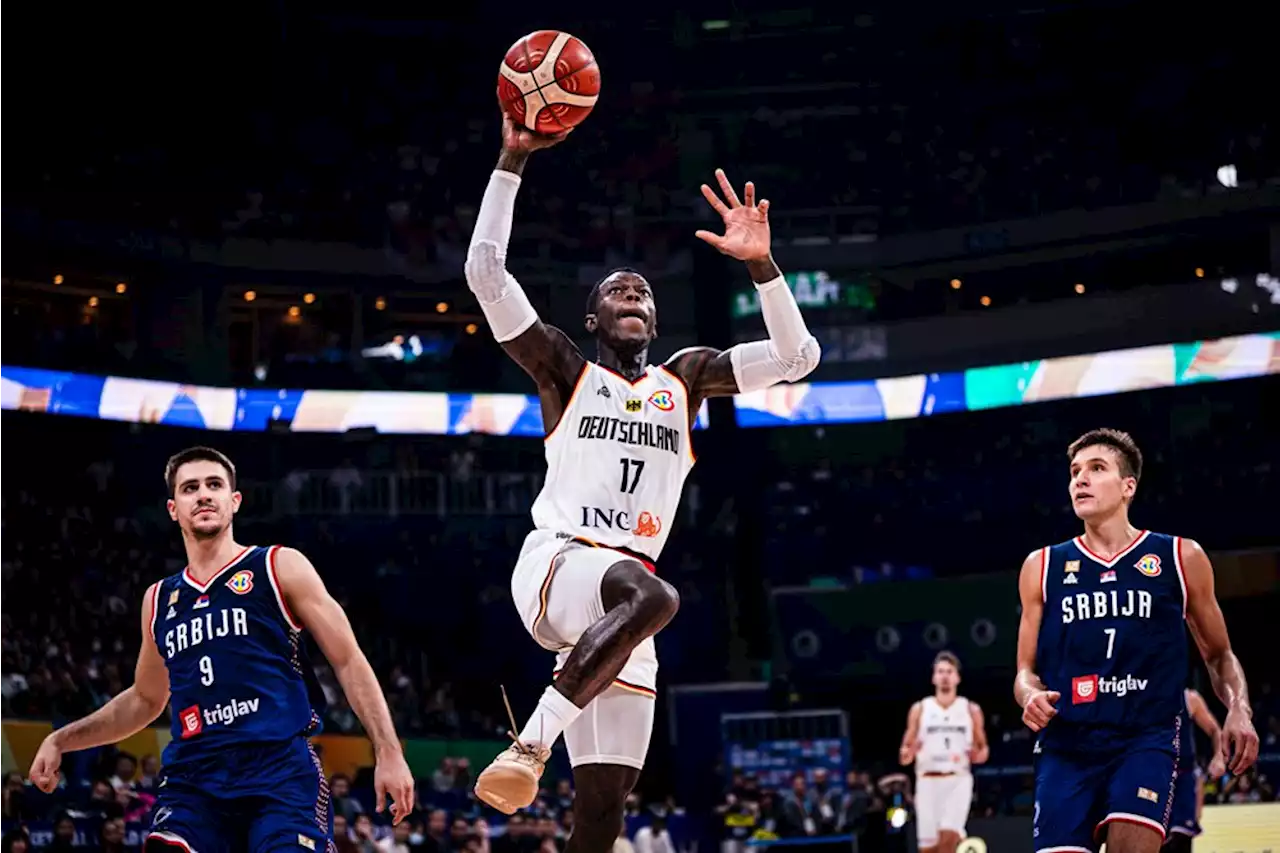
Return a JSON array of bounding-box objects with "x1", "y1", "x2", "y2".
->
[{"x1": 464, "y1": 116, "x2": 587, "y2": 431}]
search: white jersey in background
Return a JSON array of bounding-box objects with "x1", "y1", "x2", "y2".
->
[
  {"x1": 917, "y1": 696, "x2": 973, "y2": 775},
  {"x1": 529, "y1": 362, "x2": 696, "y2": 561}
]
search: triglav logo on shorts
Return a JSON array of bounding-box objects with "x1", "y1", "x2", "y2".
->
[
  {"x1": 1072, "y1": 673, "x2": 1149, "y2": 703},
  {"x1": 1134, "y1": 554, "x2": 1162, "y2": 577}
]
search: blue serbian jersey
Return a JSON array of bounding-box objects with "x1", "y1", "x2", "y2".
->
[
  {"x1": 1035, "y1": 530, "x2": 1189, "y2": 753},
  {"x1": 149, "y1": 545, "x2": 324, "y2": 767}
]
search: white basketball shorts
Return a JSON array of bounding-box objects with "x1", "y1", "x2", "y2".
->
[
  {"x1": 510, "y1": 529, "x2": 657, "y2": 770},
  {"x1": 915, "y1": 773, "x2": 973, "y2": 846}
]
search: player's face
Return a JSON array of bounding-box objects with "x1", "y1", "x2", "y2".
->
[
  {"x1": 167, "y1": 460, "x2": 241, "y2": 539},
  {"x1": 1068, "y1": 444, "x2": 1135, "y2": 520},
  {"x1": 932, "y1": 662, "x2": 959, "y2": 692},
  {"x1": 587, "y1": 272, "x2": 657, "y2": 348}
]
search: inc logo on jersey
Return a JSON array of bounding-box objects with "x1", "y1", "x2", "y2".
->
[
  {"x1": 1134, "y1": 554, "x2": 1162, "y2": 577},
  {"x1": 648, "y1": 390, "x2": 675, "y2": 412},
  {"x1": 226, "y1": 570, "x2": 254, "y2": 594}
]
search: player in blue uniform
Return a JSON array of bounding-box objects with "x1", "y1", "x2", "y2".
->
[
  {"x1": 1013, "y1": 429, "x2": 1258, "y2": 853},
  {"x1": 28, "y1": 446, "x2": 416, "y2": 852},
  {"x1": 1166, "y1": 689, "x2": 1224, "y2": 852}
]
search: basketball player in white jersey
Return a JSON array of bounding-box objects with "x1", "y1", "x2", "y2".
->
[
  {"x1": 463, "y1": 115, "x2": 820, "y2": 846},
  {"x1": 899, "y1": 652, "x2": 989, "y2": 853}
]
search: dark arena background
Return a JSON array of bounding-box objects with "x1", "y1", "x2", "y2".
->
[{"x1": 3, "y1": 1, "x2": 1279, "y2": 851}]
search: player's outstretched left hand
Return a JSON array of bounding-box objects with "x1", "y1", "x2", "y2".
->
[
  {"x1": 695, "y1": 169, "x2": 772, "y2": 262},
  {"x1": 1219, "y1": 705, "x2": 1259, "y2": 776},
  {"x1": 375, "y1": 749, "x2": 417, "y2": 825}
]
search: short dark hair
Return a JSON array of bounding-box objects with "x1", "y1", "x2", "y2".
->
[
  {"x1": 933, "y1": 651, "x2": 960, "y2": 671},
  {"x1": 586, "y1": 267, "x2": 646, "y2": 315},
  {"x1": 164, "y1": 446, "x2": 237, "y2": 495},
  {"x1": 1067, "y1": 428, "x2": 1143, "y2": 482}
]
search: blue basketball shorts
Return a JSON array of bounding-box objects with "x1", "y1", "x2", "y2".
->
[
  {"x1": 146, "y1": 737, "x2": 333, "y2": 853},
  {"x1": 1033, "y1": 728, "x2": 1180, "y2": 852}
]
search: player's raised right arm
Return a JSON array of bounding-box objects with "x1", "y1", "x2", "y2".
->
[
  {"x1": 1013, "y1": 549, "x2": 1059, "y2": 732},
  {"x1": 28, "y1": 583, "x2": 171, "y2": 792},
  {"x1": 464, "y1": 115, "x2": 585, "y2": 391}
]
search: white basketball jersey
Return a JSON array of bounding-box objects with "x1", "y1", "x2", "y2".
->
[
  {"x1": 917, "y1": 696, "x2": 973, "y2": 774},
  {"x1": 530, "y1": 362, "x2": 696, "y2": 561}
]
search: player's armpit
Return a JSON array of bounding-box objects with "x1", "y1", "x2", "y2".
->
[{"x1": 899, "y1": 701, "x2": 922, "y2": 765}]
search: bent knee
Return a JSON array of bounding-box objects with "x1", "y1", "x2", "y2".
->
[{"x1": 602, "y1": 561, "x2": 679, "y2": 620}]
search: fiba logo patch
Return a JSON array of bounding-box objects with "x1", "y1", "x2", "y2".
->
[
  {"x1": 648, "y1": 390, "x2": 675, "y2": 412},
  {"x1": 226, "y1": 570, "x2": 254, "y2": 594},
  {"x1": 1134, "y1": 554, "x2": 1162, "y2": 577}
]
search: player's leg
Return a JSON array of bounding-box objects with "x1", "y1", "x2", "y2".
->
[
  {"x1": 480, "y1": 546, "x2": 675, "y2": 812},
  {"x1": 1032, "y1": 749, "x2": 1105, "y2": 853},
  {"x1": 914, "y1": 777, "x2": 941, "y2": 853},
  {"x1": 1096, "y1": 740, "x2": 1177, "y2": 853},
  {"x1": 144, "y1": 778, "x2": 232, "y2": 853},
  {"x1": 936, "y1": 774, "x2": 974, "y2": 853},
  {"x1": 562, "y1": 685, "x2": 654, "y2": 853},
  {"x1": 245, "y1": 739, "x2": 335, "y2": 853}
]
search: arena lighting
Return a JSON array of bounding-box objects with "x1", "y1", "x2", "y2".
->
[
  {"x1": 950, "y1": 278, "x2": 962, "y2": 289},
  {"x1": 1074, "y1": 283, "x2": 1085, "y2": 294},
  {"x1": 374, "y1": 296, "x2": 386, "y2": 311},
  {"x1": 287, "y1": 306, "x2": 300, "y2": 318},
  {"x1": 465, "y1": 323, "x2": 479, "y2": 335},
  {"x1": 88, "y1": 297, "x2": 99, "y2": 308},
  {"x1": 53, "y1": 274, "x2": 64, "y2": 285},
  {"x1": 436, "y1": 301, "x2": 449, "y2": 313},
  {"x1": 1216, "y1": 164, "x2": 1238, "y2": 188},
  {"x1": 979, "y1": 295, "x2": 991, "y2": 306},
  {"x1": 244, "y1": 290, "x2": 257, "y2": 302},
  {"x1": 303, "y1": 292, "x2": 316, "y2": 304},
  {"x1": 702, "y1": 19, "x2": 730, "y2": 30},
  {"x1": 1195, "y1": 267, "x2": 1205, "y2": 278},
  {"x1": 115, "y1": 282, "x2": 127, "y2": 294}
]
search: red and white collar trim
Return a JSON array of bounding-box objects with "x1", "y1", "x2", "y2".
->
[
  {"x1": 1073, "y1": 530, "x2": 1150, "y2": 568},
  {"x1": 183, "y1": 545, "x2": 254, "y2": 593}
]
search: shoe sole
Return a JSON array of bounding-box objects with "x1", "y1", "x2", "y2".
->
[{"x1": 474, "y1": 764, "x2": 538, "y2": 815}]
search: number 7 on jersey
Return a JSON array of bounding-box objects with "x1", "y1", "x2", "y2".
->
[{"x1": 619, "y1": 458, "x2": 645, "y2": 494}]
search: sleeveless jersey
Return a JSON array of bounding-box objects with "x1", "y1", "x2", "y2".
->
[
  {"x1": 150, "y1": 545, "x2": 323, "y2": 767},
  {"x1": 1036, "y1": 530, "x2": 1188, "y2": 751},
  {"x1": 530, "y1": 362, "x2": 696, "y2": 561},
  {"x1": 916, "y1": 696, "x2": 973, "y2": 774}
]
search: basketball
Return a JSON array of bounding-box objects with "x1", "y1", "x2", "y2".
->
[{"x1": 497, "y1": 30, "x2": 601, "y2": 135}]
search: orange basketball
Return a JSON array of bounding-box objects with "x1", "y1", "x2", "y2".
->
[{"x1": 497, "y1": 30, "x2": 601, "y2": 135}]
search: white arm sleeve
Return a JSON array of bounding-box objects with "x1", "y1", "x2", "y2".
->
[
  {"x1": 727, "y1": 275, "x2": 822, "y2": 392},
  {"x1": 463, "y1": 170, "x2": 540, "y2": 343}
]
